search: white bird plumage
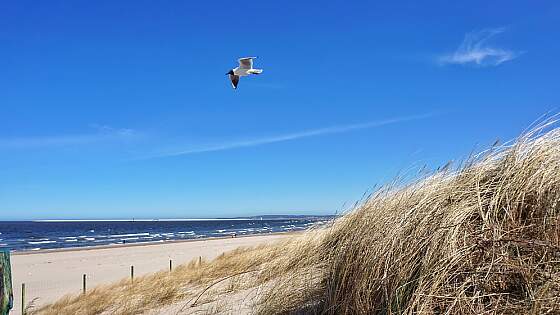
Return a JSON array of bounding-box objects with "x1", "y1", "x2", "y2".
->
[{"x1": 226, "y1": 57, "x2": 263, "y2": 89}]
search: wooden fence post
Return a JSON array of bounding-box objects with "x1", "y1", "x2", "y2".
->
[
  {"x1": 20, "y1": 283, "x2": 25, "y2": 315},
  {"x1": 169, "y1": 260, "x2": 172, "y2": 272},
  {"x1": 130, "y1": 266, "x2": 134, "y2": 283},
  {"x1": 0, "y1": 249, "x2": 13, "y2": 315},
  {"x1": 82, "y1": 274, "x2": 87, "y2": 295}
]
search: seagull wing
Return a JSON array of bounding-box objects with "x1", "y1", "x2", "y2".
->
[
  {"x1": 229, "y1": 74, "x2": 240, "y2": 89},
  {"x1": 238, "y1": 57, "x2": 256, "y2": 69}
]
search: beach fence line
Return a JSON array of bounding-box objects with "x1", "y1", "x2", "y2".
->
[
  {"x1": 12, "y1": 259, "x2": 179, "y2": 315},
  {"x1": 14, "y1": 278, "x2": 80, "y2": 315}
]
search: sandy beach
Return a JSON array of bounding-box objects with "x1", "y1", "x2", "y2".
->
[{"x1": 10, "y1": 233, "x2": 291, "y2": 314}]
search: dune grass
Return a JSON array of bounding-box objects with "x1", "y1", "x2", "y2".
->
[{"x1": 36, "y1": 122, "x2": 560, "y2": 314}]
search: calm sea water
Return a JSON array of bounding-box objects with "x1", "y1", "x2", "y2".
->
[{"x1": 0, "y1": 218, "x2": 330, "y2": 252}]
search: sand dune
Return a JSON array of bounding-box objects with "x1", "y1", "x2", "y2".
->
[{"x1": 29, "y1": 124, "x2": 560, "y2": 315}]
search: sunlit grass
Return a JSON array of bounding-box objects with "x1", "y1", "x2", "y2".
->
[{"x1": 36, "y1": 121, "x2": 560, "y2": 314}]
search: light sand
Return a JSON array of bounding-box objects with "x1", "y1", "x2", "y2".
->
[{"x1": 10, "y1": 233, "x2": 291, "y2": 315}]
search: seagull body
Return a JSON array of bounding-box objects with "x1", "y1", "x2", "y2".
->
[{"x1": 226, "y1": 57, "x2": 263, "y2": 89}]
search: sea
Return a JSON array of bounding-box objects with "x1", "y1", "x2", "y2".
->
[{"x1": 0, "y1": 217, "x2": 331, "y2": 252}]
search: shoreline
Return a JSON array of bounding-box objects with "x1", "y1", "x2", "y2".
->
[
  {"x1": 10, "y1": 232, "x2": 293, "y2": 315},
  {"x1": 11, "y1": 230, "x2": 301, "y2": 256}
]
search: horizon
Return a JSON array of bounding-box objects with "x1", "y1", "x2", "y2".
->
[
  {"x1": 2, "y1": 214, "x2": 336, "y2": 222},
  {"x1": 1, "y1": 1, "x2": 560, "y2": 220}
]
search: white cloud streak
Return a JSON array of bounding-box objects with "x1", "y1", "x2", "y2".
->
[
  {"x1": 149, "y1": 113, "x2": 436, "y2": 159},
  {"x1": 0, "y1": 125, "x2": 136, "y2": 150},
  {"x1": 439, "y1": 27, "x2": 521, "y2": 67}
]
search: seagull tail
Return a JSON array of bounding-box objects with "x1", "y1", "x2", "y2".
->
[{"x1": 248, "y1": 69, "x2": 263, "y2": 75}]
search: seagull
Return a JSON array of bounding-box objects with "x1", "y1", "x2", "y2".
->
[{"x1": 226, "y1": 57, "x2": 263, "y2": 89}]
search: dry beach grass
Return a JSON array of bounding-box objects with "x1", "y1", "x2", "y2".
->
[{"x1": 35, "y1": 122, "x2": 560, "y2": 314}]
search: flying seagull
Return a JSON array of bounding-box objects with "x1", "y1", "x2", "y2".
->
[{"x1": 226, "y1": 57, "x2": 263, "y2": 89}]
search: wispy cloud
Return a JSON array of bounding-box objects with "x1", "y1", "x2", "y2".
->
[
  {"x1": 147, "y1": 113, "x2": 436, "y2": 159},
  {"x1": 0, "y1": 125, "x2": 137, "y2": 150},
  {"x1": 439, "y1": 27, "x2": 522, "y2": 67},
  {"x1": 89, "y1": 124, "x2": 135, "y2": 137}
]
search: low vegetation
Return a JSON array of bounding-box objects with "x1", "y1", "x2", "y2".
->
[{"x1": 36, "y1": 122, "x2": 560, "y2": 314}]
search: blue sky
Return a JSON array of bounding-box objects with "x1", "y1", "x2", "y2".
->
[{"x1": 1, "y1": 1, "x2": 559, "y2": 220}]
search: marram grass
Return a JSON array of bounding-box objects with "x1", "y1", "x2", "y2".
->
[{"x1": 37, "y1": 122, "x2": 560, "y2": 314}]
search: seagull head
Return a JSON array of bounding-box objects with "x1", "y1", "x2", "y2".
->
[{"x1": 226, "y1": 70, "x2": 234, "y2": 75}]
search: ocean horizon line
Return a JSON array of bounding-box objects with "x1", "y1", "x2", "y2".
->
[
  {"x1": 31, "y1": 218, "x2": 256, "y2": 222},
  {"x1": 27, "y1": 216, "x2": 332, "y2": 222}
]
